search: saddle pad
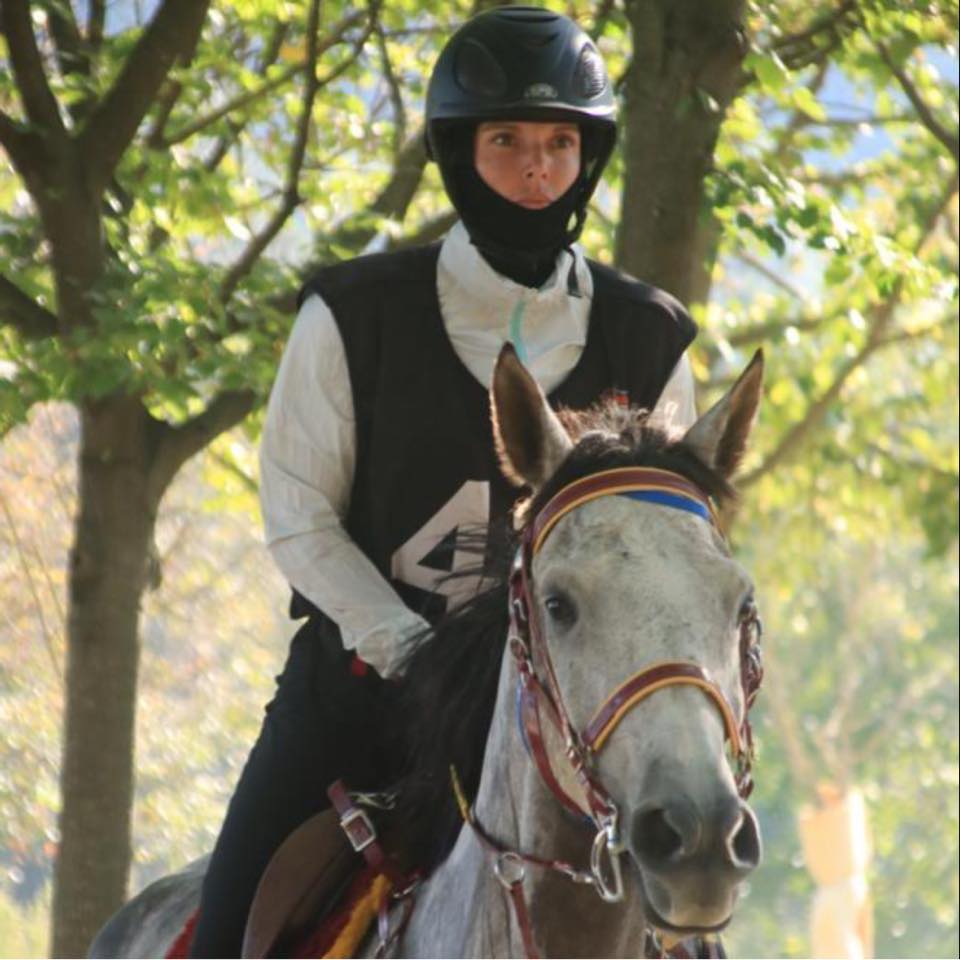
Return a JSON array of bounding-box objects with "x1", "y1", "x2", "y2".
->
[
  {"x1": 296, "y1": 864, "x2": 391, "y2": 958},
  {"x1": 163, "y1": 866, "x2": 390, "y2": 960},
  {"x1": 165, "y1": 909, "x2": 198, "y2": 959}
]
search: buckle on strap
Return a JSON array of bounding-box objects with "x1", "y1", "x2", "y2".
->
[
  {"x1": 590, "y1": 819, "x2": 625, "y2": 903},
  {"x1": 339, "y1": 805, "x2": 377, "y2": 853}
]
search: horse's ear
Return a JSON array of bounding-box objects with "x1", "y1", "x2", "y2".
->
[
  {"x1": 682, "y1": 349, "x2": 764, "y2": 479},
  {"x1": 491, "y1": 344, "x2": 573, "y2": 488}
]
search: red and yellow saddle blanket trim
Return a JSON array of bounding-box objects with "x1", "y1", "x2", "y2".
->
[
  {"x1": 165, "y1": 866, "x2": 392, "y2": 959},
  {"x1": 166, "y1": 911, "x2": 199, "y2": 959},
  {"x1": 309, "y1": 866, "x2": 392, "y2": 958}
]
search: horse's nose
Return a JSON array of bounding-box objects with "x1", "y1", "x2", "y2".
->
[
  {"x1": 631, "y1": 796, "x2": 761, "y2": 874},
  {"x1": 631, "y1": 796, "x2": 700, "y2": 866},
  {"x1": 726, "y1": 802, "x2": 761, "y2": 871}
]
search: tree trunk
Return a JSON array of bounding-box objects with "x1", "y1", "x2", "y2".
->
[
  {"x1": 615, "y1": 0, "x2": 747, "y2": 304},
  {"x1": 51, "y1": 396, "x2": 158, "y2": 957}
]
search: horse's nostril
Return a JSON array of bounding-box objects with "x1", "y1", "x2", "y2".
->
[
  {"x1": 635, "y1": 809, "x2": 682, "y2": 864},
  {"x1": 633, "y1": 802, "x2": 699, "y2": 867},
  {"x1": 728, "y1": 804, "x2": 762, "y2": 870}
]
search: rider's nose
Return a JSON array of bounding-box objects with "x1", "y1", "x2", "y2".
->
[{"x1": 523, "y1": 148, "x2": 548, "y2": 180}]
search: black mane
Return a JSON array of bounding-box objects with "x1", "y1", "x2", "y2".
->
[{"x1": 389, "y1": 402, "x2": 732, "y2": 872}]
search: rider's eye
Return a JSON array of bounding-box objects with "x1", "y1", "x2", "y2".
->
[{"x1": 544, "y1": 592, "x2": 578, "y2": 628}]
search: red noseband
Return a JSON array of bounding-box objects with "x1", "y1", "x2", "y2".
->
[{"x1": 583, "y1": 660, "x2": 743, "y2": 756}]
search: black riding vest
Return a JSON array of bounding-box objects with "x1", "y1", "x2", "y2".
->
[{"x1": 292, "y1": 244, "x2": 695, "y2": 624}]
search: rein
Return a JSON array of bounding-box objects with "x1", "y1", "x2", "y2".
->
[{"x1": 458, "y1": 466, "x2": 763, "y2": 959}]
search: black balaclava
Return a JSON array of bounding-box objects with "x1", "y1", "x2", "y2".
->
[{"x1": 438, "y1": 122, "x2": 598, "y2": 289}]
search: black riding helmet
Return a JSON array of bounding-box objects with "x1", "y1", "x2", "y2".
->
[{"x1": 426, "y1": 6, "x2": 617, "y2": 285}]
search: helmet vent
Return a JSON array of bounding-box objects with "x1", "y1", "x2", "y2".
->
[
  {"x1": 575, "y1": 45, "x2": 607, "y2": 98},
  {"x1": 454, "y1": 38, "x2": 508, "y2": 98},
  {"x1": 494, "y1": 8, "x2": 559, "y2": 24}
]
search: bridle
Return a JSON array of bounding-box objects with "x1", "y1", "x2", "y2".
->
[{"x1": 457, "y1": 466, "x2": 763, "y2": 959}]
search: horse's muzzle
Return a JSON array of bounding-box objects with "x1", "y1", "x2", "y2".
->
[{"x1": 629, "y1": 794, "x2": 762, "y2": 929}]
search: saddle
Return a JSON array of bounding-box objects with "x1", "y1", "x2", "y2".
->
[{"x1": 241, "y1": 786, "x2": 407, "y2": 959}]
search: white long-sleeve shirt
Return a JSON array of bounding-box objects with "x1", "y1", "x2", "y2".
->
[{"x1": 259, "y1": 222, "x2": 696, "y2": 676}]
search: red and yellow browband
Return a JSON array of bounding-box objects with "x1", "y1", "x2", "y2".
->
[{"x1": 530, "y1": 467, "x2": 720, "y2": 557}]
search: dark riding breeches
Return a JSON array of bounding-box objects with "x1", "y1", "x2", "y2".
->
[{"x1": 189, "y1": 616, "x2": 398, "y2": 958}]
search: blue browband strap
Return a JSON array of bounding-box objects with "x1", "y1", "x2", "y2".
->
[{"x1": 619, "y1": 489, "x2": 713, "y2": 523}]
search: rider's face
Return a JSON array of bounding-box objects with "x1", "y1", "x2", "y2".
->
[{"x1": 474, "y1": 121, "x2": 581, "y2": 209}]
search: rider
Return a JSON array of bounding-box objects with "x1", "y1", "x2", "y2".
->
[{"x1": 191, "y1": 6, "x2": 697, "y2": 954}]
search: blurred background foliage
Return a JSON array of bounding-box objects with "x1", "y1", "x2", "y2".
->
[
  {"x1": 0, "y1": 407, "x2": 290, "y2": 955},
  {"x1": 0, "y1": 0, "x2": 957, "y2": 956}
]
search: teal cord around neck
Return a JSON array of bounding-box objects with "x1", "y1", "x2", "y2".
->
[{"x1": 508, "y1": 299, "x2": 528, "y2": 363}]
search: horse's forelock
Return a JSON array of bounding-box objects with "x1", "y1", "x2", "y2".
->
[{"x1": 529, "y1": 399, "x2": 735, "y2": 521}]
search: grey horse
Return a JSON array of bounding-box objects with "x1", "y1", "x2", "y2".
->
[{"x1": 91, "y1": 347, "x2": 765, "y2": 958}]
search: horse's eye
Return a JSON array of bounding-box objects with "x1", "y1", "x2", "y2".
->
[
  {"x1": 739, "y1": 596, "x2": 762, "y2": 637},
  {"x1": 544, "y1": 592, "x2": 578, "y2": 628}
]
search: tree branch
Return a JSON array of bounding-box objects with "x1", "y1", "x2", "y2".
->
[
  {"x1": 793, "y1": 164, "x2": 899, "y2": 188},
  {"x1": 722, "y1": 314, "x2": 825, "y2": 349},
  {"x1": 874, "y1": 40, "x2": 959, "y2": 162},
  {"x1": 314, "y1": 5, "x2": 379, "y2": 88},
  {"x1": 375, "y1": 22, "x2": 406, "y2": 156},
  {"x1": 198, "y1": 22, "x2": 289, "y2": 171},
  {"x1": 163, "y1": 9, "x2": 363, "y2": 148},
  {"x1": 0, "y1": 110, "x2": 32, "y2": 173},
  {"x1": 147, "y1": 390, "x2": 257, "y2": 505},
  {"x1": 209, "y1": 448, "x2": 258, "y2": 494},
  {"x1": 162, "y1": 60, "x2": 305, "y2": 147},
  {"x1": 373, "y1": 129, "x2": 428, "y2": 217},
  {"x1": 386, "y1": 209, "x2": 458, "y2": 251},
  {"x1": 217, "y1": 0, "x2": 324, "y2": 305},
  {"x1": 772, "y1": 0, "x2": 858, "y2": 71},
  {"x1": 260, "y1": 19, "x2": 289, "y2": 72},
  {"x1": 316, "y1": 128, "x2": 429, "y2": 258},
  {"x1": 864, "y1": 439, "x2": 959, "y2": 484},
  {"x1": 589, "y1": 0, "x2": 617, "y2": 40},
  {"x1": 765, "y1": 59, "x2": 829, "y2": 160},
  {"x1": 849, "y1": 672, "x2": 950, "y2": 765},
  {"x1": 42, "y1": 0, "x2": 88, "y2": 78},
  {"x1": 733, "y1": 251, "x2": 812, "y2": 303},
  {"x1": 807, "y1": 113, "x2": 915, "y2": 129},
  {"x1": 0, "y1": 273, "x2": 59, "y2": 340},
  {"x1": 77, "y1": 0, "x2": 211, "y2": 193},
  {"x1": 742, "y1": 338, "x2": 881, "y2": 487},
  {"x1": 759, "y1": 639, "x2": 820, "y2": 794},
  {"x1": 0, "y1": 0, "x2": 67, "y2": 139},
  {"x1": 218, "y1": 0, "x2": 378, "y2": 304},
  {"x1": 0, "y1": 489, "x2": 63, "y2": 682},
  {"x1": 740, "y1": 173, "x2": 958, "y2": 488},
  {"x1": 202, "y1": 121, "x2": 242, "y2": 173},
  {"x1": 873, "y1": 315, "x2": 958, "y2": 348},
  {"x1": 87, "y1": 0, "x2": 105, "y2": 51}
]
